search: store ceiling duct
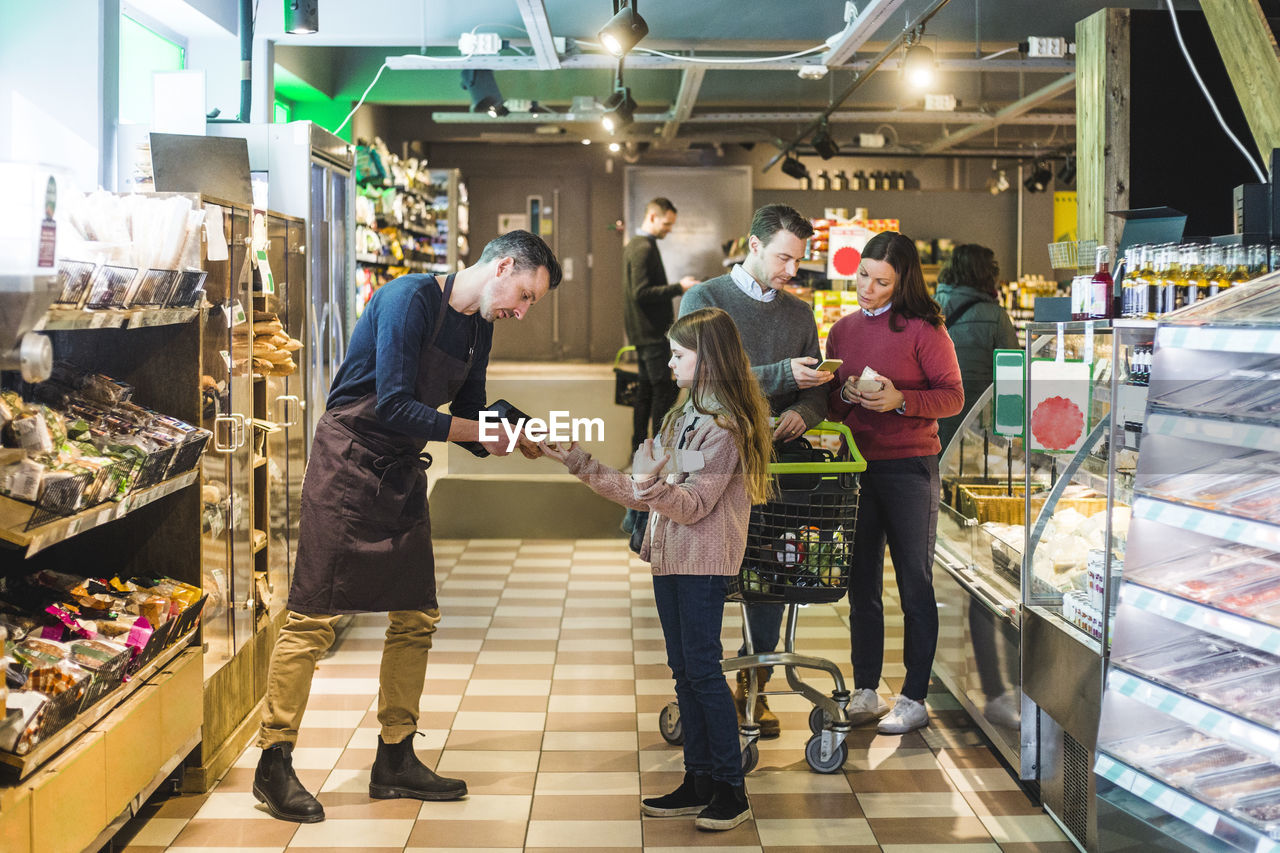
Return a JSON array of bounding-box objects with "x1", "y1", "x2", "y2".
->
[
  {"x1": 1023, "y1": 160, "x2": 1053, "y2": 193},
  {"x1": 811, "y1": 120, "x2": 840, "y2": 159},
  {"x1": 598, "y1": 1, "x2": 649, "y2": 57},
  {"x1": 284, "y1": 0, "x2": 318, "y2": 35},
  {"x1": 461, "y1": 69, "x2": 508, "y2": 117},
  {"x1": 781, "y1": 155, "x2": 809, "y2": 181}
]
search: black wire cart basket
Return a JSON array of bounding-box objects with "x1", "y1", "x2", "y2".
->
[
  {"x1": 612, "y1": 346, "x2": 640, "y2": 407},
  {"x1": 658, "y1": 421, "x2": 866, "y2": 773}
]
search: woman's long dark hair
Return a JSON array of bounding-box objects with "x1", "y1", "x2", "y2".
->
[
  {"x1": 943, "y1": 244, "x2": 999, "y2": 298},
  {"x1": 861, "y1": 231, "x2": 943, "y2": 330}
]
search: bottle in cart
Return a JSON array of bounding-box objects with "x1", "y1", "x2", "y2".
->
[{"x1": 1089, "y1": 245, "x2": 1114, "y2": 319}]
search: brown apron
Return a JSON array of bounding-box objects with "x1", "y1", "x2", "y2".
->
[{"x1": 288, "y1": 274, "x2": 476, "y2": 614}]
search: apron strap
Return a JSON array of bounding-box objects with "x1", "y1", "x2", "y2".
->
[{"x1": 428, "y1": 273, "x2": 457, "y2": 349}]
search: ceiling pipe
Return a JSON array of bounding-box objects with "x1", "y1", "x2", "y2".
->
[
  {"x1": 763, "y1": 0, "x2": 955, "y2": 172},
  {"x1": 238, "y1": 0, "x2": 252, "y2": 122}
]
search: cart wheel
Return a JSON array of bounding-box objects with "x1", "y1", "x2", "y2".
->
[
  {"x1": 659, "y1": 702, "x2": 684, "y2": 745},
  {"x1": 741, "y1": 741, "x2": 759, "y2": 774},
  {"x1": 805, "y1": 734, "x2": 848, "y2": 774},
  {"x1": 808, "y1": 705, "x2": 833, "y2": 735}
]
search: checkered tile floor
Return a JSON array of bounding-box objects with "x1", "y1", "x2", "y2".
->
[{"x1": 108, "y1": 539, "x2": 1072, "y2": 852}]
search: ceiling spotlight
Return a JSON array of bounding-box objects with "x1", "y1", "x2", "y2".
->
[
  {"x1": 1057, "y1": 153, "x2": 1077, "y2": 185},
  {"x1": 461, "y1": 69, "x2": 506, "y2": 116},
  {"x1": 987, "y1": 169, "x2": 1010, "y2": 195},
  {"x1": 811, "y1": 120, "x2": 840, "y2": 160},
  {"x1": 1023, "y1": 160, "x2": 1053, "y2": 193},
  {"x1": 582, "y1": 138, "x2": 592, "y2": 145},
  {"x1": 284, "y1": 0, "x2": 318, "y2": 35},
  {"x1": 902, "y1": 43, "x2": 936, "y2": 90},
  {"x1": 781, "y1": 154, "x2": 809, "y2": 181},
  {"x1": 601, "y1": 87, "x2": 636, "y2": 133},
  {"x1": 598, "y1": 1, "x2": 649, "y2": 57},
  {"x1": 609, "y1": 142, "x2": 622, "y2": 152}
]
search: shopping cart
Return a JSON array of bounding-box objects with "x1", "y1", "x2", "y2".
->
[{"x1": 657, "y1": 421, "x2": 866, "y2": 774}]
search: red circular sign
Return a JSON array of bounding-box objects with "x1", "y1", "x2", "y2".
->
[
  {"x1": 1030, "y1": 395, "x2": 1084, "y2": 450},
  {"x1": 832, "y1": 246, "x2": 861, "y2": 277}
]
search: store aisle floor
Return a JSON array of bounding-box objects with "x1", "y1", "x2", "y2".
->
[{"x1": 108, "y1": 539, "x2": 1072, "y2": 853}]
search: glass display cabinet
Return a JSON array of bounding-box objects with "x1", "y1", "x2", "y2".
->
[{"x1": 1096, "y1": 273, "x2": 1280, "y2": 853}]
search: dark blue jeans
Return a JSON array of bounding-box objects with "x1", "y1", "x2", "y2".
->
[
  {"x1": 653, "y1": 574, "x2": 742, "y2": 785},
  {"x1": 848, "y1": 455, "x2": 941, "y2": 701}
]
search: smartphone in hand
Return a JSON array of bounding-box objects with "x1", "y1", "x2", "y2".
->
[{"x1": 815, "y1": 359, "x2": 843, "y2": 373}]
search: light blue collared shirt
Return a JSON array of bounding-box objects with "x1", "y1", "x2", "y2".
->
[
  {"x1": 862, "y1": 304, "x2": 891, "y2": 317},
  {"x1": 730, "y1": 264, "x2": 776, "y2": 302}
]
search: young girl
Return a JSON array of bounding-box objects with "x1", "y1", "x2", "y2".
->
[{"x1": 542, "y1": 307, "x2": 773, "y2": 831}]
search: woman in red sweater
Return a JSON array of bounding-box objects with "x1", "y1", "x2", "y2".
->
[{"x1": 825, "y1": 231, "x2": 963, "y2": 735}]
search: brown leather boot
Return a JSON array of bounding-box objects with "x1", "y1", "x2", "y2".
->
[{"x1": 734, "y1": 669, "x2": 780, "y2": 739}]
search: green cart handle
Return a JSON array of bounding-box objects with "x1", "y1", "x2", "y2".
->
[
  {"x1": 613, "y1": 346, "x2": 636, "y2": 369},
  {"x1": 769, "y1": 420, "x2": 867, "y2": 474}
]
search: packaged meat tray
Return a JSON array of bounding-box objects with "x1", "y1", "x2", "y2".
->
[
  {"x1": 1173, "y1": 561, "x2": 1280, "y2": 603},
  {"x1": 1226, "y1": 484, "x2": 1280, "y2": 524},
  {"x1": 1150, "y1": 745, "x2": 1266, "y2": 787},
  {"x1": 1221, "y1": 575, "x2": 1280, "y2": 617},
  {"x1": 1193, "y1": 763, "x2": 1280, "y2": 805},
  {"x1": 1196, "y1": 667, "x2": 1280, "y2": 710},
  {"x1": 1163, "y1": 652, "x2": 1280, "y2": 692},
  {"x1": 1127, "y1": 545, "x2": 1275, "y2": 588},
  {"x1": 1147, "y1": 465, "x2": 1280, "y2": 511},
  {"x1": 1114, "y1": 635, "x2": 1241, "y2": 675},
  {"x1": 1106, "y1": 727, "x2": 1222, "y2": 768},
  {"x1": 1229, "y1": 789, "x2": 1280, "y2": 837}
]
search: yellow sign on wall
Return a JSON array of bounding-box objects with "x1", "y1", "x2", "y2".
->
[{"x1": 1054, "y1": 191, "x2": 1079, "y2": 244}]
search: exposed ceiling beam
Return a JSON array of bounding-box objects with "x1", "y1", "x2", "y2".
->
[
  {"x1": 684, "y1": 110, "x2": 1074, "y2": 125},
  {"x1": 514, "y1": 0, "x2": 561, "y2": 71},
  {"x1": 824, "y1": 0, "x2": 910, "y2": 66},
  {"x1": 660, "y1": 68, "x2": 707, "y2": 142},
  {"x1": 917, "y1": 72, "x2": 1076, "y2": 153},
  {"x1": 430, "y1": 108, "x2": 1075, "y2": 127},
  {"x1": 386, "y1": 52, "x2": 1072, "y2": 73}
]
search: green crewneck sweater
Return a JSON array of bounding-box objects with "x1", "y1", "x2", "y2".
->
[{"x1": 678, "y1": 274, "x2": 826, "y2": 428}]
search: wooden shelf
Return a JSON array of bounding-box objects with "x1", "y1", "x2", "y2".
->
[
  {"x1": 36, "y1": 306, "x2": 201, "y2": 331},
  {"x1": 0, "y1": 635, "x2": 197, "y2": 779},
  {"x1": 0, "y1": 470, "x2": 199, "y2": 556}
]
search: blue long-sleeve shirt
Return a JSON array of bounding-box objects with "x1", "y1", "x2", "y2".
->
[{"x1": 327, "y1": 274, "x2": 492, "y2": 442}]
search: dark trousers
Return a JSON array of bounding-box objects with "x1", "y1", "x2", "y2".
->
[
  {"x1": 653, "y1": 574, "x2": 743, "y2": 785},
  {"x1": 848, "y1": 455, "x2": 941, "y2": 701},
  {"x1": 632, "y1": 342, "x2": 678, "y2": 450}
]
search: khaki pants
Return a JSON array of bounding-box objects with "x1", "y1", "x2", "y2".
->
[{"x1": 257, "y1": 608, "x2": 441, "y2": 748}]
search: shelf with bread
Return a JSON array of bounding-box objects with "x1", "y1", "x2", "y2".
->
[
  {"x1": 1096, "y1": 272, "x2": 1280, "y2": 851},
  {"x1": 0, "y1": 189, "x2": 221, "y2": 851}
]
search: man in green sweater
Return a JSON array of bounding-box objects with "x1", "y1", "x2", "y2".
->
[
  {"x1": 678, "y1": 203, "x2": 834, "y2": 737},
  {"x1": 624, "y1": 197, "x2": 699, "y2": 450}
]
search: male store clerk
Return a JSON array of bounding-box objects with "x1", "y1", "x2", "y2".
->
[{"x1": 251, "y1": 230, "x2": 562, "y2": 824}]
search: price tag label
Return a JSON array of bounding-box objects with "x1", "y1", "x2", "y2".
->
[
  {"x1": 222, "y1": 300, "x2": 248, "y2": 327},
  {"x1": 255, "y1": 249, "x2": 276, "y2": 294},
  {"x1": 220, "y1": 349, "x2": 232, "y2": 371}
]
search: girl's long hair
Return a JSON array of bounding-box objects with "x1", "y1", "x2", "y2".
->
[
  {"x1": 660, "y1": 308, "x2": 774, "y2": 504},
  {"x1": 861, "y1": 230, "x2": 944, "y2": 331}
]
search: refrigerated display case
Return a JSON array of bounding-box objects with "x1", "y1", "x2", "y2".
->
[{"x1": 1096, "y1": 272, "x2": 1280, "y2": 853}]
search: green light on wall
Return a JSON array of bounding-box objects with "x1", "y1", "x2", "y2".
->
[
  {"x1": 274, "y1": 100, "x2": 291, "y2": 124},
  {"x1": 119, "y1": 15, "x2": 185, "y2": 125}
]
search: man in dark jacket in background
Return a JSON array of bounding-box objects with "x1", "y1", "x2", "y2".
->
[{"x1": 624, "y1": 197, "x2": 699, "y2": 450}]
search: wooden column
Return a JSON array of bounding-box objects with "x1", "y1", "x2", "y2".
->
[
  {"x1": 1201, "y1": 0, "x2": 1280, "y2": 168},
  {"x1": 1076, "y1": 8, "x2": 1130, "y2": 249}
]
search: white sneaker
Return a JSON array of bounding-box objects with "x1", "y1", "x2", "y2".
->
[
  {"x1": 846, "y1": 688, "x2": 890, "y2": 725},
  {"x1": 984, "y1": 693, "x2": 1021, "y2": 729},
  {"x1": 878, "y1": 695, "x2": 929, "y2": 734}
]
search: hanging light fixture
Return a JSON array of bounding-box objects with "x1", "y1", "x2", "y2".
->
[
  {"x1": 781, "y1": 154, "x2": 810, "y2": 181},
  {"x1": 811, "y1": 119, "x2": 840, "y2": 160},
  {"x1": 598, "y1": 1, "x2": 649, "y2": 57},
  {"x1": 1023, "y1": 160, "x2": 1053, "y2": 193},
  {"x1": 1057, "y1": 153, "x2": 1077, "y2": 185},
  {"x1": 902, "y1": 30, "x2": 937, "y2": 91},
  {"x1": 601, "y1": 87, "x2": 636, "y2": 133},
  {"x1": 461, "y1": 69, "x2": 507, "y2": 117},
  {"x1": 284, "y1": 0, "x2": 318, "y2": 34}
]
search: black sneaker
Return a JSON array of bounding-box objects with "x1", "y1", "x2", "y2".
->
[
  {"x1": 695, "y1": 780, "x2": 751, "y2": 831},
  {"x1": 641, "y1": 771, "x2": 712, "y2": 817}
]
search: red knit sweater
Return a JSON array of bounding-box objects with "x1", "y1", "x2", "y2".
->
[{"x1": 826, "y1": 311, "x2": 964, "y2": 460}]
